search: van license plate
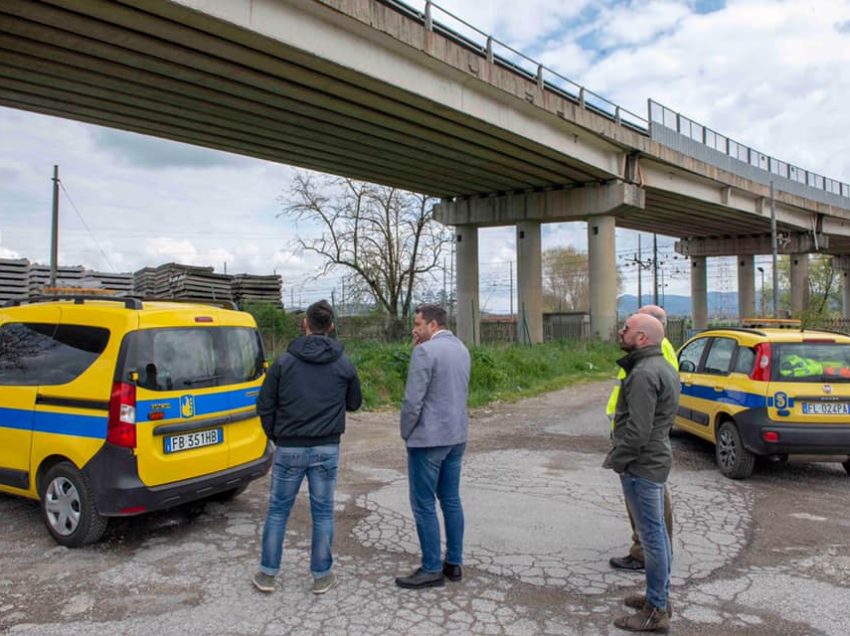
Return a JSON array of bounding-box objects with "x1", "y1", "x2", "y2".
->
[
  {"x1": 801, "y1": 402, "x2": 850, "y2": 415},
  {"x1": 164, "y1": 428, "x2": 223, "y2": 454}
]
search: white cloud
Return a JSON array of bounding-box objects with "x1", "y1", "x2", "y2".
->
[{"x1": 598, "y1": 0, "x2": 693, "y2": 48}]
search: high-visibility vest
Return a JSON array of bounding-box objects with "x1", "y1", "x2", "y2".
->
[{"x1": 605, "y1": 338, "x2": 679, "y2": 423}]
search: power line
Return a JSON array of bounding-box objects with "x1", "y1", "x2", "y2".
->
[{"x1": 58, "y1": 182, "x2": 116, "y2": 273}]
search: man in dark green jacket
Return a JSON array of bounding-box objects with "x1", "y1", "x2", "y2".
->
[{"x1": 604, "y1": 313, "x2": 679, "y2": 633}]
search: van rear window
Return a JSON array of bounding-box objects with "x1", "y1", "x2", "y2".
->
[
  {"x1": 774, "y1": 343, "x2": 850, "y2": 382},
  {"x1": 120, "y1": 327, "x2": 264, "y2": 391},
  {"x1": 0, "y1": 322, "x2": 110, "y2": 386}
]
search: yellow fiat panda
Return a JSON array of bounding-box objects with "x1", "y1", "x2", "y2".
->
[
  {"x1": 677, "y1": 324, "x2": 850, "y2": 479},
  {"x1": 0, "y1": 294, "x2": 273, "y2": 546}
]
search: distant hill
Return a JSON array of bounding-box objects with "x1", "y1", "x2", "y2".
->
[{"x1": 618, "y1": 292, "x2": 755, "y2": 319}]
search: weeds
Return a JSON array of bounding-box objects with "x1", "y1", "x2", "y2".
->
[{"x1": 344, "y1": 340, "x2": 621, "y2": 410}]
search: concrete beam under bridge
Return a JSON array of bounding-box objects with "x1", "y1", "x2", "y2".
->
[
  {"x1": 675, "y1": 233, "x2": 828, "y2": 257},
  {"x1": 433, "y1": 182, "x2": 644, "y2": 227}
]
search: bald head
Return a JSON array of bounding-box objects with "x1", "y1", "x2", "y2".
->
[
  {"x1": 638, "y1": 304, "x2": 667, "y2": 328},
  {"x1": 620, "y1": 313, "x2": 665, "y2": 351}
]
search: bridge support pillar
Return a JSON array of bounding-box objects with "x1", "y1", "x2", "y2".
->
[
  {"x1": 516, "y1": 221, "x2": 543, "y2": 344},
  {"x1": 737, "y1": 255, "x2": 755, "y2": 320},
  {"x1": 790, "y1": 253, "x2": 809, "y2": 316},
  {"x1": 832, "y1": 256, "x2": 850, "y2": 319},
  {"x1": 588, "y1": 216, "x2": 617, "y2": 341},
  {"x1": 455, "y1": 225, "x2": 480, "y2": 346},
  {"x1": 691, "y1": 255, "x2": 708, "y2": 330}
]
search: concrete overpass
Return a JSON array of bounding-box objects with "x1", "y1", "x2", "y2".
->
[{"x1": 2, "y1": 0, "x2": 849, "y2": 342}]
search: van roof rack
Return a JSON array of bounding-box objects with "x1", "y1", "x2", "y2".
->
[
  {"x1": 741, "y1": 318, "x2": 801, "y2": 328},
  {"x1": 702, "y1": 326, "x2": 766, "y2": 336},
  {"x1": 137, "y1": 297, "x2": 238, "y2": 311},
  {"x1": 3, "y1": 295, "x2": 143, "y2": 309},
  {"x1": 800, "y1": 327, "x2": 850, "y2": 338}
]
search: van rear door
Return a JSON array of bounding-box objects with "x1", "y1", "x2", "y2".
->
[
  {"x1": 216, "y1": 327, "x2": 267, "y2": 469},
  {"x1": 123, "y1": 326, "x2": 265, "y2": 487},
  {"x1": 769, "y1": 340, "x2": 850, "y2": 423}
]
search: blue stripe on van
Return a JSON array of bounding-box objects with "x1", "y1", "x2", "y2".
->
[
  {"x1": 680, "y1": 384, "x2": 768, "y2": 409},
  {"x1": 136, "y1": 386, "x2": 259, "y2": 421},
  {"x1": 0, "y1": 407, "x2": 107, "y2": 439},
  {"x1": 0, "y1": 407, "x2": 32, "y2": 431}
]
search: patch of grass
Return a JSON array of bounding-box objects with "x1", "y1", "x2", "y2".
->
[{"x1": 344, "y1": 340, "x2": 622, "y2": 411}]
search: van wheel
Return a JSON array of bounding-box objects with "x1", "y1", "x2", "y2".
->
[
  {"x1": 842, "y1": 459, "x2": 850, "y2": 476},
  {"x1": 716, "y1": 421, "x2": 755, "y2": 480},
  {"x1": 41, "y1": 462, "x2": 108, "y2": 547}
]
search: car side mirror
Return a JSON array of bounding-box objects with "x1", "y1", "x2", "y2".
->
[{"x1": 680, "y1": 360, "x2": 696, "y2": 373}]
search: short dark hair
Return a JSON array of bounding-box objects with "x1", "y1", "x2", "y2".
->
[
  {"x1": 306, "y1": 299, "x2": 334, "y2": 334},
  {"x1": 415, "y1": 303, "x2": 447, "y2": 327}
]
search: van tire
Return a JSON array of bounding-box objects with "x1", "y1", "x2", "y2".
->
[
  {"x1": 41, "y1": 462, "x2": 108, "y2": 547},
  {"x1": 842, "y1": 459, "x2": 850, "y2": 476},
  {"x1": 716, "y1": 421, "x2": 755, "y2": 480}
]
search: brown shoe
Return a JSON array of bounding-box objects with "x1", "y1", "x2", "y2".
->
[
  {"x1": 624, "y1": 595, "x2": 673, "y2": 617},
  {"x1": 614, "y1": 605, "x2": 670, "y2": 632}
]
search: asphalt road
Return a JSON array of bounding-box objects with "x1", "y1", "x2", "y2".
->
[{"x1": 1, "y1": 380, "x2": 849, "y2": 635}]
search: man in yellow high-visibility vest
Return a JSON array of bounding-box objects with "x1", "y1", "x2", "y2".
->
[{"x1": 606, "y1": 305, "x2": 678, "y2": 572}]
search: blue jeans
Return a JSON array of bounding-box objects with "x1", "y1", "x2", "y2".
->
[
  {"x1": 259, "y1": 444, "x2": 339, "y2": 578},
  {"x1": 620, "y1": 472, "x2": 672, "y2": 610},
  {"x1": 407, "y1": 443, "x2": 466, "y2": 573}
]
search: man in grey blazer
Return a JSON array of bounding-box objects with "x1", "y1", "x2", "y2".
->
[{"x1": 395, "y1": 304, "x2": 471, "y2": 590}]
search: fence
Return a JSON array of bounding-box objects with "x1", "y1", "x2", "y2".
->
[
  {"x1": 665, "y1": 318, "x2": 690, "y2": 349},
  {"x1": 255, "y1": 311, "x2": 597, "y2": 353}
]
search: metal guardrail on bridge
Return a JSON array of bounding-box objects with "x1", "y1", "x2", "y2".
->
[
  {"x1": 380, "y1": 0, "x2": 650, "y2": 132},
  {"x1": 649, "y1": 101, "x2": 850, "y2": 207},
  {"x1": 381, "y1": 1, "x2": 850, "y2": 208}
]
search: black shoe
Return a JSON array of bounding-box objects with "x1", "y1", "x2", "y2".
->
[
  {"x1": 609, "y1": 555, "x2": 645, "y2": 571},
  {"x1": 443, "y1": 561, "x2": 462, "y2": 582},
  {"x1": 395, "y1": 568, "x2": 446, "y2": 589}
]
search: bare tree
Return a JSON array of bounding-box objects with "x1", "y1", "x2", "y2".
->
[
  {"x1": 279, "y1": 172, "x2": 450, "y2": 335},
  {"x1": 542, "y1": 246, "x2": 623, "y2": 312},
  {"x1": 542, "y1": 246, "x2": 590, "y2": 312}
]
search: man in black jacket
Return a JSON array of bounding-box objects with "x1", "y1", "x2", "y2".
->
[{"x1": 253, "y1": 300, "x2": 362, "y2": 596}]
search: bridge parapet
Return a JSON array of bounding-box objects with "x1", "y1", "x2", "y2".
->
[{"x1": 649, "y1": 101, "x2": 850, "y2": 209}]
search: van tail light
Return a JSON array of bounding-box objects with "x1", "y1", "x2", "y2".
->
[
  {"x1": 108, "y1": 381, "x2": 137, "y2": 448},
  {"x1": 750, "y1": 343, "x2": 772, "y2": 382}
]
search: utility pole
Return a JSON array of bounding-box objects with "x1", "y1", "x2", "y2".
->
[
  {"x1": 652, "y1": 233, "x2": 659, "y2": 306},
  {"x1": 637, "y1": 235, "x2": 642, "y2": 308},
  {"x1": 448, "y1": 237, "x2": 455, "y2": 322},
  {"x1": 50, "y1": 165, "x2": 60, "y2": 287}
]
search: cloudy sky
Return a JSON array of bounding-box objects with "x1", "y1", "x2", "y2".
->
[{"x1": 2, "y1": 0, "x2": 849, "y2": 312}]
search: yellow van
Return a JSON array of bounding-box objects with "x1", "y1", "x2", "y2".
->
[
  {"x1": 0, "y1": 294, "x2": 272, "y2": 546},
  {"x1": 677, "y1": 326, "x2": 850, "y2": 479}
]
